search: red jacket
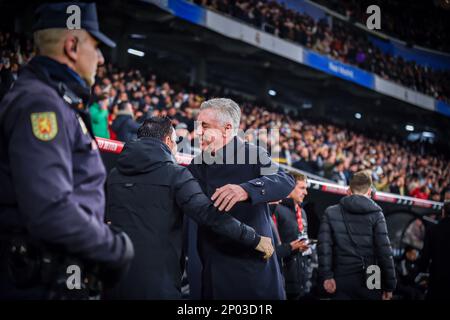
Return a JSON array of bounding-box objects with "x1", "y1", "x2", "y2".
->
[{"x1": 410, "y1": 187, "x2": 429, "y2": 200}]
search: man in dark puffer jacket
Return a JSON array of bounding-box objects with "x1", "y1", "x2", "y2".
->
[{"x1": 318, "y1": 170, "x2": 396, "y2": 300}]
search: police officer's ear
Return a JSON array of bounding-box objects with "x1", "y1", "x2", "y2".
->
[{"x1": 63, "y1": 34, "x2": 79, "y2": 62}]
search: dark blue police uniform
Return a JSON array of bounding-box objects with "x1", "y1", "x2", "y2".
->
[{"x1": 0, "y1": 3, "x2": 132, "y2": 299}]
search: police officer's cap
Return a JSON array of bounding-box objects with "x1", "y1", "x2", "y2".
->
[{"x1": 32, "y1": 2, "x2": 116, "y2": 48}]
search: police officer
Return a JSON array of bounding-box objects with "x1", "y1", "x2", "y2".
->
[{"x1": 0, "y1": 3, "x2": 133, "y2": 299}]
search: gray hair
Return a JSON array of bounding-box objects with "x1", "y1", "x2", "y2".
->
[{"x1": 200, "y1": 98, "x2": 241, "y2": 135}]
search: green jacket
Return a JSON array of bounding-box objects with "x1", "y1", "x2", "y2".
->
[{"x1": 89, "y1": 102, "x2": 110, "y2": 138}]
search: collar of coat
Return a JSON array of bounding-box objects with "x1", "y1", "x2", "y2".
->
[
  {"x1": 116, "y1": 110, "x2": 135, "y2": 118},
  {"x1": 279, "y1": 198, "x2": 297, "y2": 211},
  {"x1": 26, "y1": 55, "x2": 91, "y2": 105}
]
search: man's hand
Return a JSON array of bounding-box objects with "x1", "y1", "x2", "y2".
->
[
  {"x1": 290, "y1": 239, "x2": 309, "y2": 252},
  {"x1": 211, "y1": 184, "x2": 249, "y2": 212},
  {"x1": 382, "y1": 291, "x2": 393, "y2": 300},
  {"x1": 323, "y1": 279, "x2": 336, "y2": 294},
  {"x1": 255, "y1": 236, "x2": 274, "y2": 260}
]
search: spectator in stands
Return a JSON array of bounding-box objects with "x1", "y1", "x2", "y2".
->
[
  {"x1": 410, "y1": 184, "x2": 430, "y2": 200},
  {"x1": 430, "y1": 191, "x2": 441, "y2": 202},
  {"x1": 0, "y1": 57, "x2": 14, "y2": 102},
  {"x1": 444, "y1": 189, "x2": 450, "y2": 201},
  {"x1": 330, "y1": 159, "x2": 350, "y2": 186},
  {"x1": 407, "y1": 174, "x2": 421, "y2": 195},
  {"x1": 108, "y1": 104, "x2": 119, "y2": 140},
  {"x1": 374, "y1": 172, "x2": 390, "y2": 193},
  {"x1": 175, "y1": 122, "x2": 192, "y2": 154},
  {"x1": 292, "y1": 148, "x2": 318, "y2": 174},
  {"x1": 390, "y1": 176, "x2": 406, "y2": 196},
  {"x1": 90, "y1": 94, "x2": 110, "y2": 138},
  {"x1": 111, "y1": 101, "x2": 140, "y2": 142}
]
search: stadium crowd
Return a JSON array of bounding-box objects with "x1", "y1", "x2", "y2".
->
[
  {"x1": 1, "y1": 30, "x2": 449, "y2": 201},
  {"x1": 0, "y1": 32, "x2": 33, "y2": 100},
  {"x1": 310, "y1": 0, "x2": 450, "y2": 54},
  {"x1": 193, "y1": 0, "x2": 450, "y2": 104}
]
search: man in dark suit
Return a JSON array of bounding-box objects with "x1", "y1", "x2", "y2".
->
[{"x1": 188, "y1": 98, "x2": 295, "y2": 299}]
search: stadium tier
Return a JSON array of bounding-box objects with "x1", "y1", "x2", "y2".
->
[{"x1": 148, "y1": 0, "x2": 450, "y2": 114}]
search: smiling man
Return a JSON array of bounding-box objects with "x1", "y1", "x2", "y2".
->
[{"x1": 187, "y1": 98, "x2": 296, "y2": 299}]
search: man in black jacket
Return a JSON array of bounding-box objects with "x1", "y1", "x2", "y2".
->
[
  {"x1": 419, "y1": 200, "x2": 450, "y2": 300},
  {"x1": 105, "y1": 116, "x2": 274, "y2": 299},
  {"x1": 271, "y1": 173, "x2": 311, "y2": 300},
  {"x1": 318, "y1": 170, "x2": 396, "y2": 300}
]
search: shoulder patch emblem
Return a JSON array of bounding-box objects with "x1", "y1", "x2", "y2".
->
[{"x1": 31, "y1": 112, "x2": 58, "y2": 141}]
